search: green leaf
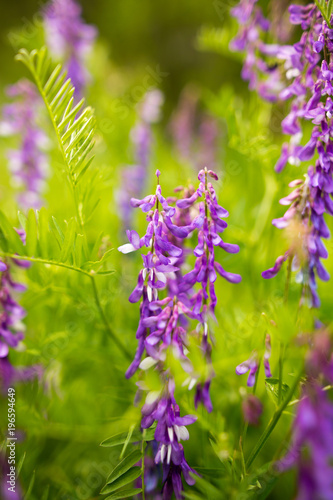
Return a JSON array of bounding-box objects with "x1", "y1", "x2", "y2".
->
[
  {"x1": 38, "y1": 208, "x2": 50, "y2": 259},
  {"x1": 104, "y1": 488, "x2": 142, "y2": 500},
  {"x1": 16, "y1": 452, "x2": 26, "y2": 479},
  {"x1": 100, "y1": 430, "x2": 143, "y2": 448},
  {"x1": 26, "y1": 209, "x2": 38, "y2": 256},
  {"x1": 24, "y1": 470, "x2": 35, "y2": 500},
  {"x1": 60, "y1": 218, "x2": 76, "y2": 263},
  {"x1": 314, "y1": 0, "x2": 333, "y2": 26},
  {"x1": 16, "y1": 47, "x2": 96, "y2": 188},
  {"x1": 101, "y1": 467, "x2": 141, "y2": 495},
  {"x1": 41, "y1": 485, "x2": 50, "y2": 500},
  {"x1": 265, "y1": 378, "x2": 290, "y2": 405},
  {"x1": 51, "y1": 216, "x2": 65, "y2": 246},
  {"x1": 107, "y1": 450, "x2": 142, "y2": 484},
  {"x1": 0, "y1": 211, "x2": 25, "y2": 254},
  {"x1": 18, "y1": 211, "x2": 27, "y2": 232}
]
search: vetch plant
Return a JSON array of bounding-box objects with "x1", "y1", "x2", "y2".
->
[{"x1": 114, "y1": 167, "x2": 241, "y2": 498}]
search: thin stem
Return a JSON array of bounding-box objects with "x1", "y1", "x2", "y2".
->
[
  {"x1": 246, "y1": 367, "x2": 303, "y2": 470},
  {"x1": 90, "y1": 276, "x2": 132, "y2": 360},
  {"x1": 278, "y1": 344, "x2": 284, "y2": 405},
  {"x1": 0, "y1": 253, "x2": 91, "y2": 277},
  {"x1": 141, "y1": 438, "x2": 146, "y2": 500},
  {"x1": 1, "y1": 252, "x2": 132, "y2": 360},
  {"x1": 278, "y1": 256, "x2": 292, "y2": 404},
  {"x1": 284, "y1": 256, "x2": 292, "y2": 304},
  {"x1": 239, "y1": 361, "x2": 260, "y2": 478}
]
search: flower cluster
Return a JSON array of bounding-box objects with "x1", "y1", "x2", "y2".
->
[
  {"x1": 116, "y1": 90, "x2": 164, "y2": 228},
  {"x1": 262, "y1": 170, "x2": 330, "y2": 307},
  {"x1": 278, "y1": 329, "x2": 333, "y2": 499},
  {"x1": 232, "y1": 1, "x2": 333, "y2": 307},
  {"x1": 119, "y1": 168, "x2": 241, "y2": 498},
  {"x1": 43, "y1": 0, "x2": 97, "y2": 97},
  {"x1": 0, "y1": 80, "x2": 49, "y2": 209},
  {"x1": 0, "y1": 256, "x2": 41, "y2": 393},
  {"x1": 230, "y1": 0, "x2": 283, "y2": 102}
]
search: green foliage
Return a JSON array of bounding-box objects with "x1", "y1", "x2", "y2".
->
[
  {"x1": 101, "y1": 467, "x2": 142, "y2": 495},
  {"x1": 0, "y1": 209, "x2": 113, "y2": 275},
  {"x1": 314, "y1": 0, "x2": 333, "y2": 26},
  {"x1": 265, "y1": 378, "x2": 290, "y2": 406},
  {"x1": 15, "y1": 47, "x2": 97, "y2": 227}
]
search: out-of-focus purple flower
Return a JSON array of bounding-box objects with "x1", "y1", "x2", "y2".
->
[
  {"x1": 0, "y1": 80, "x2": 49, "y2": 209},
  {"x1": 236, "y1": 334, "x2": 272, "y2": 387},
  {"x1": 242, "y1": 394, "x2": 263, "y2": 426},
  {"x1": 43, "y1": 0, "x2": 97, "y2": 97},
  {"x1": 236, "y1": 352, "x2": 259, "y2": 387},
  {"x1": 277, "y1": 328, "x2": 333, "y2": 499},
  {"x1": 230, "y1": 0, "x2": 283, "y2": 102},
  {"x1": 277, "y1": 382, "x2": 333, "y2": 499},
  {"x1": 116, "y1": 90, "x2": 164, "y2": 228},
  {"x1": 0, "y1": 252, "x2": 41, "y2": 393},
  {"x1": 170, "y1": 89, "x2": 219, "y2": 171},
  {"x1": 262, "y1": 172, "x2": 330, "y2": 307}
]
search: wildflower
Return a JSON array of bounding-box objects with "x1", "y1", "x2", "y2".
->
[
  {"x1": 119, "y1": 169, "x2": 241, "y2": 496},
  {"x1": 0, "y1": 80, "x2": 49, "y2": 209},
  {"x1": 170, "y1": 88, "x2": 219, "y2": 171},
  {"x1": 43, "y1": 0, "x2": 97, "y2": 97},
  {"x1": 230, "y1": 0, "x2": 283, "y2": 102},
  {"x1": 141, "y1": 380, "x2": 197, "y2": 500},
  {"x1": 236, "y1": 334, "x2": 272, "y2": 386},
  {"x1": 278, "y1": 382, "x2": 333, "y2": 499},
  {"x1": 262, "y1": 172, "x2": 330, "y2": 307},
  {"x1": 0, "y1": 241, "x2": 41, "y2": 392},
  {"x1": 242, "y1": 394, "x2": 263, "y2": 426}
]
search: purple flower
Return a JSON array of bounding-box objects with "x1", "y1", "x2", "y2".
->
[
  {"x1": 0, "y1": 80, "x2": 49, "y2": 209},
  {"x1": 170, "y1": 89, "x2": 219, "y2": 171},
  {"x1": 236, "y1": 334, "x2": 272, "y2": 387},
  {"x1": 43, "y1": 0, "x2": 97, "y2": 97},
  {"x1": 242, "y1": 394, "x2": 263, "y2": 426},
  {"x1": 141, "y1": 380, "x2": 197, "y2": 500},
  {"x1": 277, "y1": 382, "x2": 333, "y2": 500},
  {"x1": 119, "y1": 169, "x2": 241, "y2": 497},
  {"x1": 230, "y1": 0, "x2": 283, "y2": 101},
  {"x1": 116, "y1": 90, "x2": 164, "y2": 228},
  {"x1": 262, "y1": 171, "x2": 330, "y2": 307},
  {"x1": 0, "y1": 251, "x2": 41, "y2": 393}
]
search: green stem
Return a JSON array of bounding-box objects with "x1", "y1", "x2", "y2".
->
[
  {"x1": 278, "y1": 256, "x2": 292, "y2": 404},
  {"x1": 0, "y1": 253, "x2": 91, "y2": 277},
  {"x1": 141, "y1": 438, "x2": 146, "y2": 500},
  {"x1": 246, "y1": 368, "x2": 303, "y2": 470},
  {"x1": 284, "y1": 256, "x2": 292, "y2": 304},
  {"x1": 239, "y1": 361, "x2": 260, "y2": 477},
  {"x1": 278, "y1": 344, "x2": 284, "y2": 405},
  {"x1": 314, "y1": 0, "x2": 332, "y2": 28},
  {"x1": 1, "y1": 252, "x2": 132, "y2": 360},
  {"x1": 90, "y1": 276, "x2": 132, "y2": 360}
]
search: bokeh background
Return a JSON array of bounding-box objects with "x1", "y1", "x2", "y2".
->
[{"x1": 0, "y1": 1, "x2": 331, "y2": 499}]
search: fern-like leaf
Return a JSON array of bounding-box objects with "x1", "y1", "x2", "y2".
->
[
  {"x1": 314, "y1": 0, "x2": 333, "y2": 27},
  {"x1": 15, "y1": 47, "x2": 96, "y2": 226},
  {"x1": 0, "y1": 209, "x2": 113, "y2": 276}
]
